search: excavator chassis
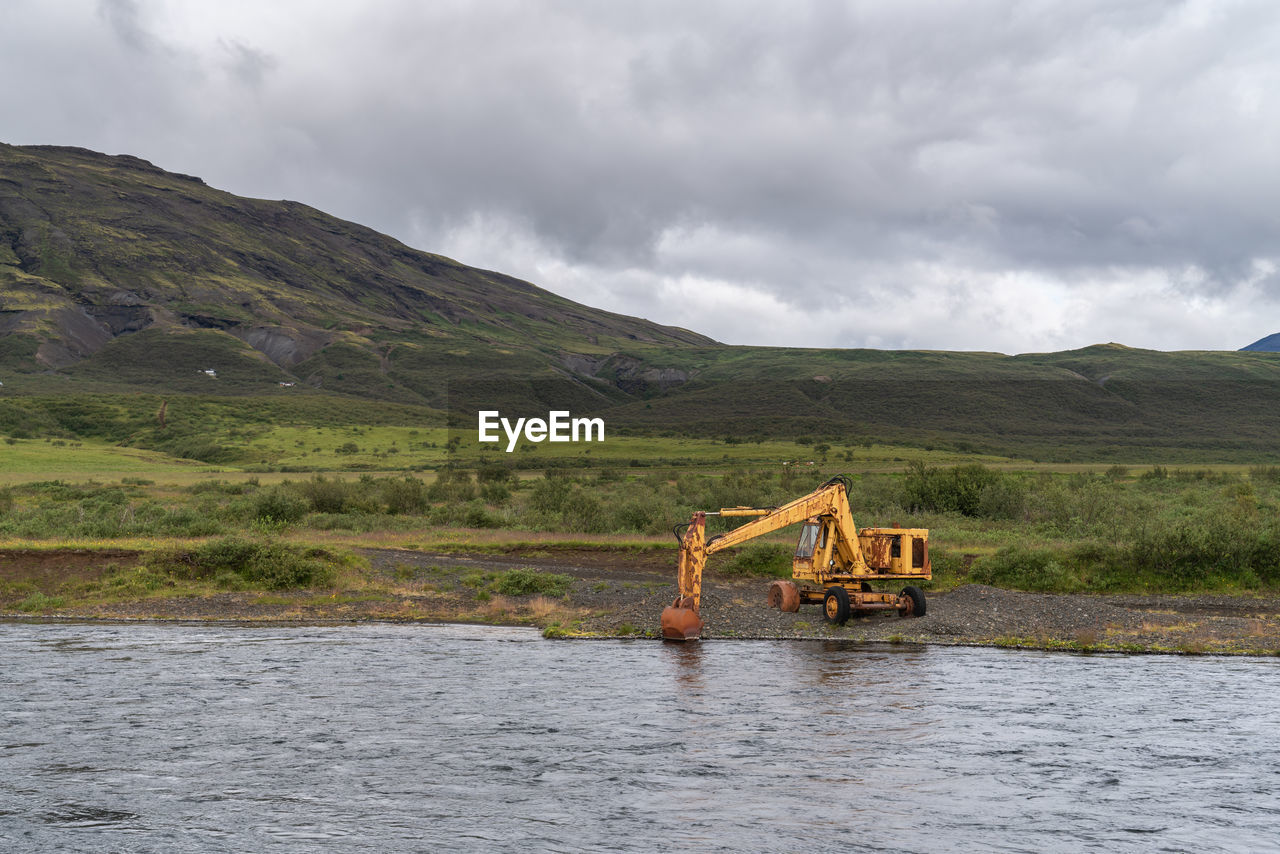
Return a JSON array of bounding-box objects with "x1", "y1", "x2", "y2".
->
[
  {"x1": 800, "y1": 587, "x2": 902, "y2": 610},
  {"x1": 797, "y1": 583, "x2": 926, "y2": 624}
]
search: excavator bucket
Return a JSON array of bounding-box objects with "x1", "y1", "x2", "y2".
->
[{"x1": 660, "y1": 597, "x2": 703, "y2": 641}]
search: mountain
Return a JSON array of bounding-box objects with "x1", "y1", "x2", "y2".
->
[
  {"x1": 5, "y1": 143, "x2": 1280, "y2": 462},
  {"x1": 0, "y1": 143, "x2": 710, "y2": 410},
  {"x1": 1241, "y1": 334, "x2": 1280, "y2": 352}
]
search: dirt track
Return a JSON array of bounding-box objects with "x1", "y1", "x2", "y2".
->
[{"x1": 3, "y1": 546, "x2": 1280, "y2": 654}]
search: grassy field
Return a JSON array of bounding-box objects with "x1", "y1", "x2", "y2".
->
[
  {"x1": 0, "y1": 438, "x2": 221, "y2": 480},
  {"x1": 4, "y1": 383, "x2": 1280, "y2": 614},
  {"x1": 4, "y1": 449, "x2": 1280, "y2": 617},
  {"x1": 0, "y1": 408, "x2": 1025, "y2": 477}
]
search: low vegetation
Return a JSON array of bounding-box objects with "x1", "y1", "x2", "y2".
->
[
  {"x1": 4, "y1": 459, "x2": 1280, "y2": 607},
  {"x1": 144, "y1": 538, "x2": 345, "y2": 590}
]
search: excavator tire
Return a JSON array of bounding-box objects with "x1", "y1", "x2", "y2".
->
[
  {"x1": 900, "y1": 585, "x2": 926, "y2": 617},
  {"x1": 767, "y1": 580, "x2": 801, "y2": 612},
  {"x1": 823, "y1": 586, "x2": 851, "y2": 625}
]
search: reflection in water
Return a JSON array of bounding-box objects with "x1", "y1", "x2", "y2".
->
[
  {"x1": 2, "y1": 623, "x2": 1278, "y2": 853},
  {"x1": 663, "y1": 636, "x2": 706, "y2": 691}
]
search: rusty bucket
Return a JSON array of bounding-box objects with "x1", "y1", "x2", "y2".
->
[{"x1": 660, "y1": 596, "x2": 703, "y2": 641}]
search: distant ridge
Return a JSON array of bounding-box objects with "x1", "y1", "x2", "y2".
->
[{"x1": 1241, "y1": 334, "x2": 1280, "y2": 352}]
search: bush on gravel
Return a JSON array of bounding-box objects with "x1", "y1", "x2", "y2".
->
[
  {"x1": 148, "y1": 537, "x2": 341, "y2": 590},
  {"x1": 491, "y1": 568, "x2": 573, "y2": 597}
]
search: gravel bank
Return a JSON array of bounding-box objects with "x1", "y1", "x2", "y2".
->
[
  {"x1": 4, "y1": 546, "x2": 1279, "y2": 655},
  {"x1": 377, "y1": 549, "x2": 1280, "y2": 655}
]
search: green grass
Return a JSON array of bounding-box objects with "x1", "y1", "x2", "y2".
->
[
  {"x1": 15, "y1": 591, "x2": 67, "y2": 612},
  {"x1": 6, "y1": 460, "x2": 1280, "y2": 600},
  {"x1": 0, "y1": 438, "x2": 219, "y2": 480},
  {"x1": 0, "y1": 540, "x2": 365, "y2": 613},
  {"x1": 1, "y1": 390, "x2": 1015, "y2": 473}
]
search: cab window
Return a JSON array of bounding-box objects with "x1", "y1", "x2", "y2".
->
[{"x1": 795, "y1": 523, "x2": 820, "y2": 559}]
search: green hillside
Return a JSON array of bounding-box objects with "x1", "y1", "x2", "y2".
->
[
  {"x1": 3, "y1": 143, "x2": 1280, "y2": 464},
  {"x1": 586, "y1": 343, "x2": 1280, "y2": 460},
  {"x1": 0, "y1": 143, "x2": 709, "y2": 412}
]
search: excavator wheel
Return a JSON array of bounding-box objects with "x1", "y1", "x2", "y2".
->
[
  {"x1": 823, "y1": 586, "x2": 851, "y2": 625},
  {"x1": 899, "y1": 585, "x2": 927, "y2": 617},
  {"x1": 767, "y1": 580, "x2": 801, "y2": 612}
]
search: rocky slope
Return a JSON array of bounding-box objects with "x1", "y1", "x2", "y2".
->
[{"x1": 0, "y1": 143, "x2": 710, "y2": 407}]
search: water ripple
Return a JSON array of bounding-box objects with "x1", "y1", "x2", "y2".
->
[{"x1": 1, "y1": 623, "x2": 1277, "y2": 852}]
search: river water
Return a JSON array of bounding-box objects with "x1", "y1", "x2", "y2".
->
[{"x1": 1, "y1": 622, "x2": 1277, "y2": 853}]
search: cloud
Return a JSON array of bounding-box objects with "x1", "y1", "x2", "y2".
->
[
  {"x1": 4, "y1": 0, "x2": 1280, "y2": 351},
  {"x1": 98, "y1": 0, "x2": 153, "y2": 53},
  {"x1": 218, "y1": 39, "x2": 276, "y2": 89}
]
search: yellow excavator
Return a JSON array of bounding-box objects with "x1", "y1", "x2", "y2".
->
[{"x1": 660, "y1": 476, "x2": 930, "y2": 640}]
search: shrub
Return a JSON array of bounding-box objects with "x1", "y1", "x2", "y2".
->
[
  {"x1": 427, "y1": 468, "x2": 476, "y2": 502},
  {"x1": 251, "y1": 487, "x2": 309, "y2": 525},
  {"x1": 153, "y1": 537, "x2": 338, "y2": 590},
  {"x1": 95, "y1": 565, "x2": 175, "y2": 597},
  {"x1": 903, "y1": 462, "x2": 1025, "y2": 519},
  {"x1": 976, "y1": 476, "x2": 1027, "y2": 520},
  {"x1": 718, "y1": 543, "x2": 792, "y2": 577},
  {"x1": 559, "y1": 489, "x2": 607, "y2": 533},
  {"x1": 925, "y1": 548, "x2": 970, "y2": 586},
  {"x1": 971, "y1": 546, "x2": 1079, "y2": 592},
  {"x1": 476, "y1": 463, "x2": 514, "y2": 485},
  {"x1": 237, "y1": 544, "x2": 336, "y2": 590},
  {"x1": 479, "y1": 482, "x2": 511, "y2": 504},
  {"x1": 1122, "y1": 521, "x2": 1280, "y2": 589},
  {"x1": 610, "y1": 496, "x2": 668, "y2": 535},
  {"x1": 295, "y1": 475, "x2": 354, "y2": 513},
  {"x1": 527, "y1": 475, "x2": 571, "y2": 515},
  {"x1": 463, "y1": 504, "x2": 501, "y2": 528},
  {"x1": 382, "y1": 476, "x2": 428, "y2": 514},
  {"x1": 1249, "y1": 465, "x2": 1280, "y2": 483},
  {"x1": 492, "y1": 568, "x2": 573, "y2": 597},
  {"x1": 162, "y1": 437, "x2": 239, "y2": 464}
]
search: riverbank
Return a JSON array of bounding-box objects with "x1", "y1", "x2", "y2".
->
[{"x1": 3, "y1": 546, "x2": 1279, "y2": 654}]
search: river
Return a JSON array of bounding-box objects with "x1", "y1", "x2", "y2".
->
[{"x1": 1, "y1": 622, "x2": 1277, "y2": 852}]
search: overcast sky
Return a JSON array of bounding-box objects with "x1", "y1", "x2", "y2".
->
[{"x1": 3, "y1": 0, "x2": 1278, "y2": 353}]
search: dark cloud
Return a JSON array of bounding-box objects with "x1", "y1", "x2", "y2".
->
[
  {"x1": 98, "y1": 0, "x2": 152, "y2": 53},
  {"x1": 219, "y1": 39, "x2": 276, "y2": 89},
  {"x1": 3, "y1": 0, "x2": 1279, "y2": 351}
]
